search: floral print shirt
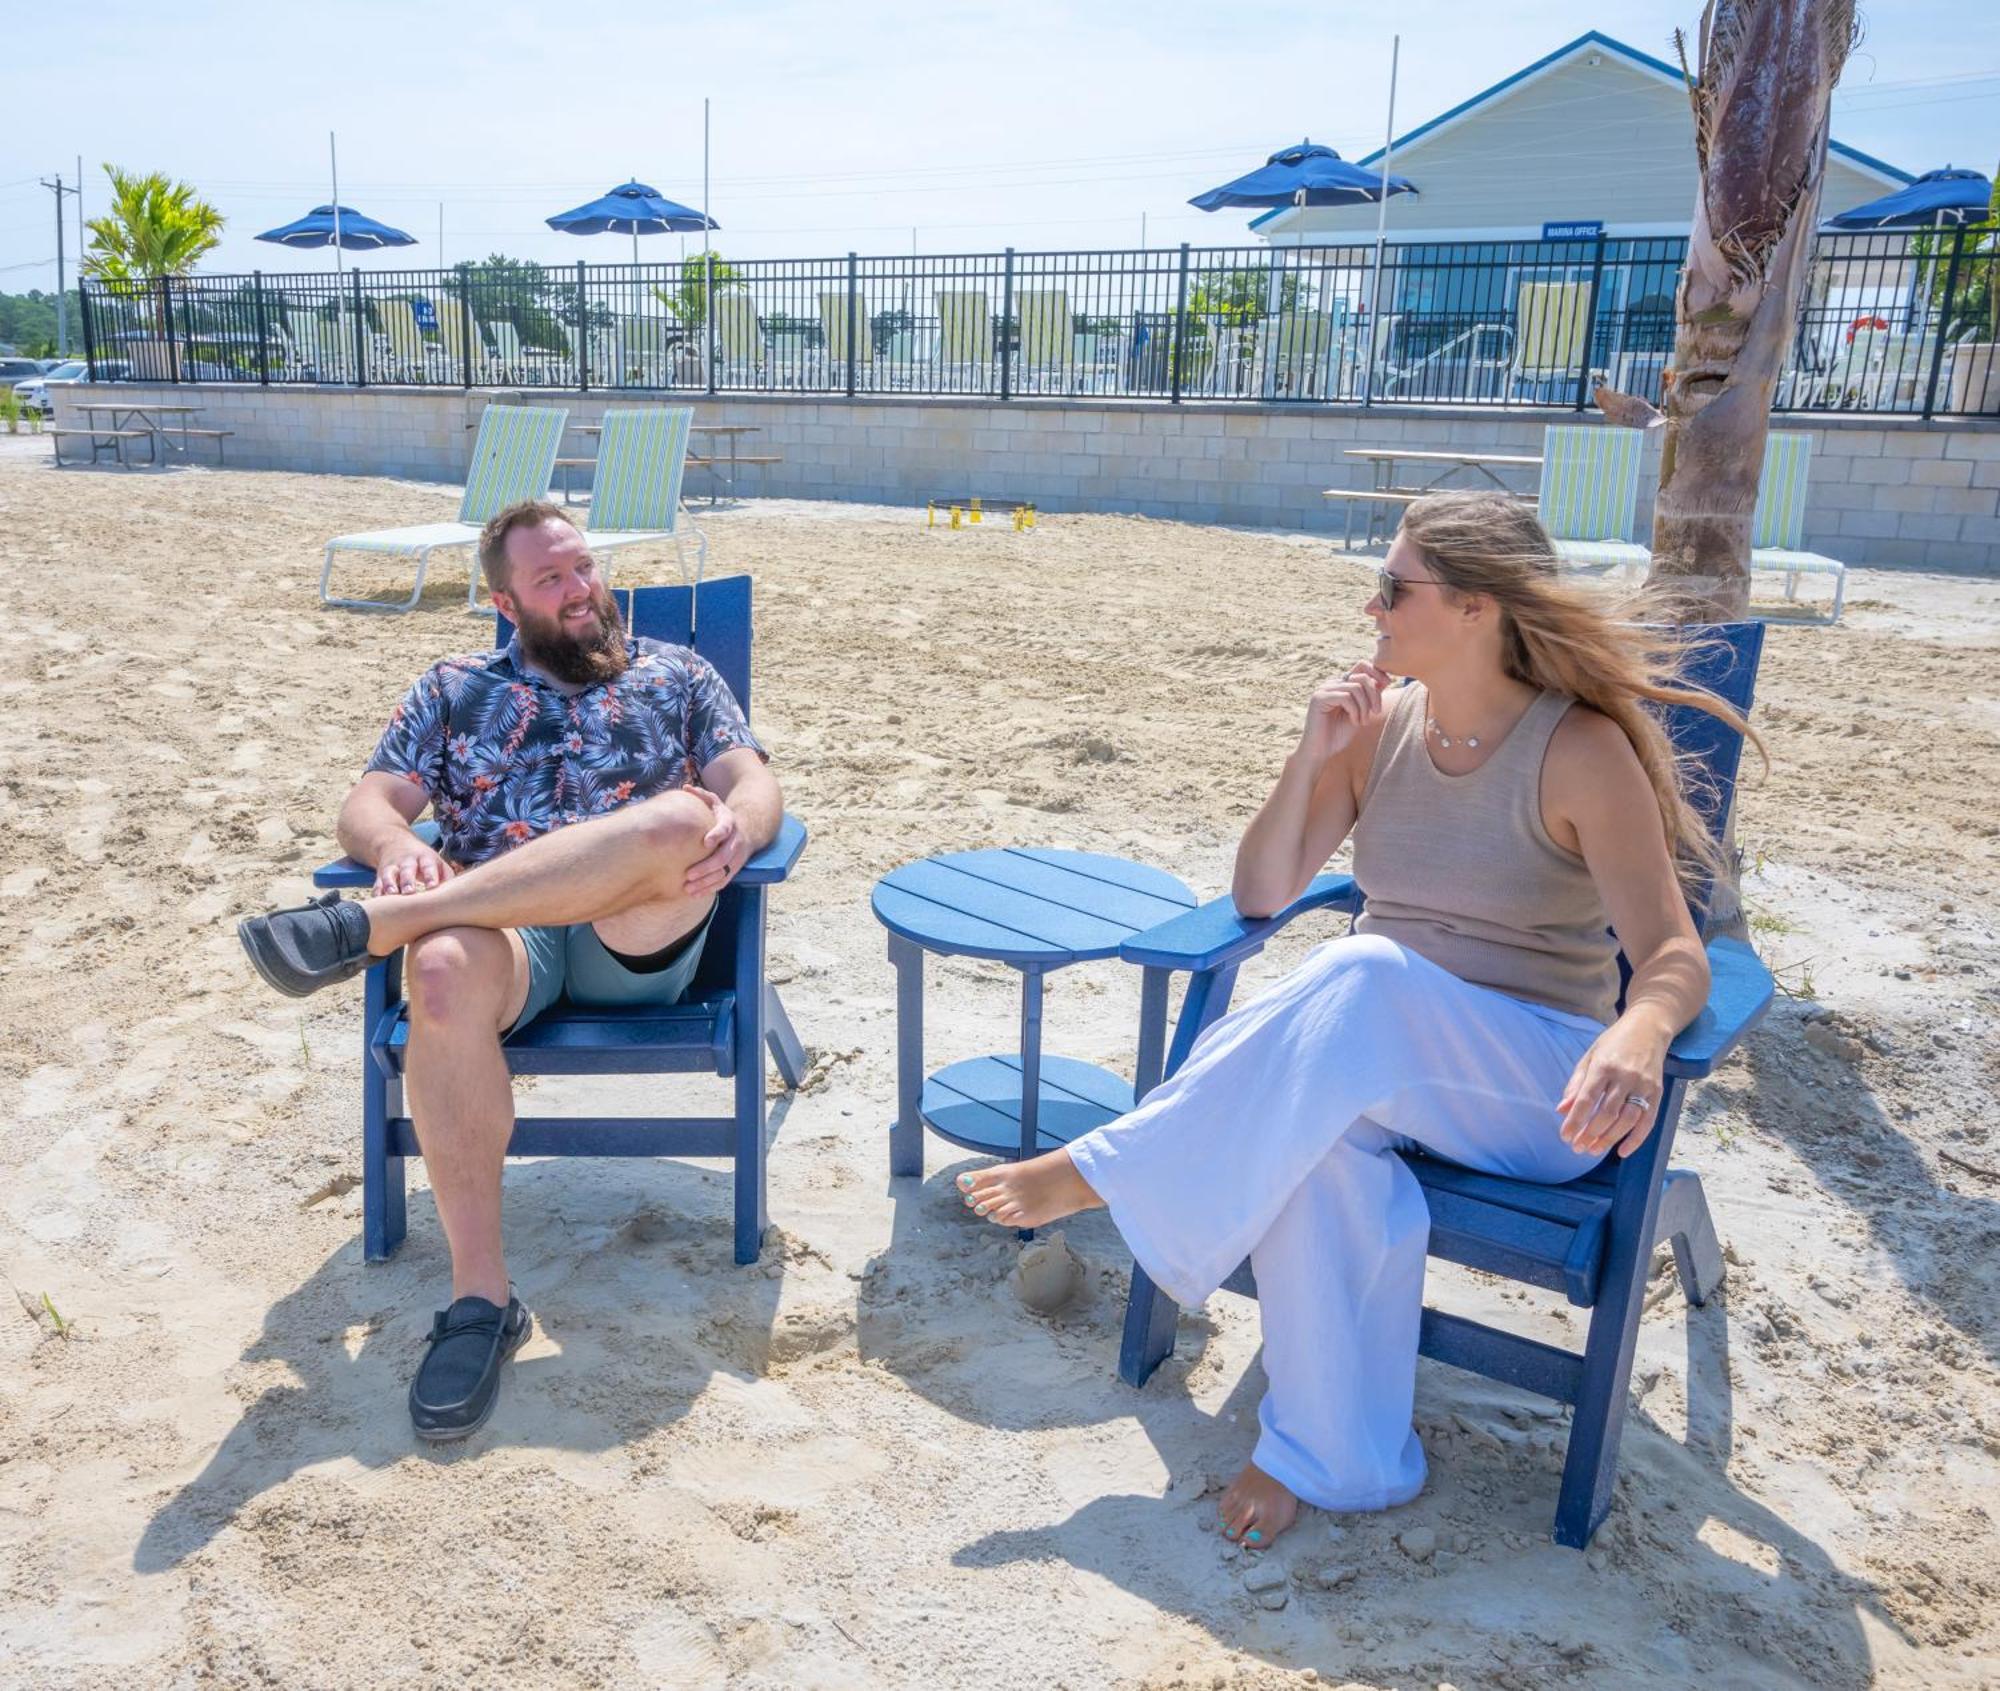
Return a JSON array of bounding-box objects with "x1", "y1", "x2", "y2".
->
[{"x1": 364, "y1": 636, "x2": 765, "y2": 867}]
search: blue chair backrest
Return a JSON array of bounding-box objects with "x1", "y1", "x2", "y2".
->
[
  {"x1": 494, "y1": 575, "x2": 753, "y2": 716},
  {"x1": 1660, "y1": 619, "x2": 1764, "y2": 929}
]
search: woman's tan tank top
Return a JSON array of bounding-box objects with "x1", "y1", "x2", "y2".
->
[{"x1": 1350, "y1": 682, "x2": 1619, "y2": 1024}]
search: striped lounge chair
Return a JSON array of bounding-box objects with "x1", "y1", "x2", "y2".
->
[
  {"x1": 1750, "y1": 432, "x2": 1847, "y2": 622},
  {"x1": 582, "y1": 406, "x2": 708, "y2": 593},
  {"x1": 1541, "y1": 424, "x2": 1650, "y2": 576},
  {"x1": 318, "y1": 402, "x2": 568, "y2": 613}
]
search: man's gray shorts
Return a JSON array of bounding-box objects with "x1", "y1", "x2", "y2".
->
[{"x1": 506, "y1": 905, "x2": 715, "y2": 1036}]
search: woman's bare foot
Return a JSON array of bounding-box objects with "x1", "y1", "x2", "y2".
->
[
  {"x1": 1218, "y1": 1462, "x2": 1299, "y2": 1550},
  {"x1": 956, "y1": 1149, "x2": 1104, "y2": 1229}
]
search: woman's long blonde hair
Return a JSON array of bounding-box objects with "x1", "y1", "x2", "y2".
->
[{"x1": 1397, "y1": 491, "x2": 1759, "y2": 894}]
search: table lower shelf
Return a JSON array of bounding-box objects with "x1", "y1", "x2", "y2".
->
[{"x1": 921, "y1": 1054, "x2": 1133, "y2": 1159}]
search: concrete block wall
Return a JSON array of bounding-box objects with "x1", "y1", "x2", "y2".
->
[{"x1": 53, "y1": 383, "x2": 2000, "y2": 570}]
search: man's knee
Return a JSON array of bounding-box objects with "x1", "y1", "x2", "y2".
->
[
  {"x1": 406, "y1": 927, "x2": 512, "y2": 1024},
  {"x1": 627, "y1": 788, "x2": 710, "y2": 859}
]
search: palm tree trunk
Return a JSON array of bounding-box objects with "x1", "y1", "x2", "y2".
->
[{"x1": 1649, "y1": 0, "x2": 1858, "y2": 619}]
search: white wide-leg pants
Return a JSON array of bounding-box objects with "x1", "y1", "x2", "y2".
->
[{"x1": 1067, "y1": 933, "x2": 1604, "y2": 1512}]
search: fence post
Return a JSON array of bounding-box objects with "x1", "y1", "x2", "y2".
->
[
  {"x1": 1574, "y1": 232, "x2": 1608, "y2": 412},
  {"x1": 845, "y1": 252, "x2": 859, "y2": 398},
  {"x1": 1170, "y1": 242, "x2": 1191, "y2": 404},
  {"x1": 1921, "y1": 225, "x2": 1968, "y2": 420},
  {"x1": 457, "y1": 269, "x2": 474, "y2": 388},
  {"x1": 350, "y1": 268, "x2": 368, "y2": 387},
  {"x1": 1000, "y1": 247, "x2": 1015, "y2": 401},
  {"x1": 252, "y1": 270, "x2": 270, "y2": 386},
  {"x1": 79, "y1": 279, "x2": 97, "y2": 380},
  {"x1": 576, "y1": 260, "x2": 589, "y2": 392},
  {"x1": 706, "y1": 252, "x2": 718, "y2": 397},
  {"x1": 159, "y1": 276, "x2": 179, "y2": 384}
]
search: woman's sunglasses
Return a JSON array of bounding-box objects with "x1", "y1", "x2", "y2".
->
[{"x1": 1374, "y1": 568, "x2": 1448, "y2": 612}]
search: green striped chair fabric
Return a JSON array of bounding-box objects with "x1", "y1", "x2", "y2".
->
[
  {"x1": 320, "y1": 403, "x2": 568, "y2": 611},
  {"x1": 457, "y1": 404, "x2": 569, "y2": 524},
  {"x1": 1750, "y1": 431, "x2": 1810, "y2": 550},
  {"x1": 1750, "y1": 430, "x2": 1847, "y2": 620},
  {"x1": 1538, "y1": 425, "x2": 1642, "y2": 542},
  {"x1": 586, "y1": 407, "x2": 694, "y2": 535}
]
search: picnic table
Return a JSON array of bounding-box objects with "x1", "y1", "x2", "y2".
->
[
  {"x1": 572, "y1": 421, "x2": 781, "y2": 505},
  {"x1": 55, "y1": 401, "x2": 232, "y2": 468},
  {"x1": 871, "y1": 848, "x2": 1197, "y2": 1196},
  {"x1": 1326, "y1": 446, "x2": 1543, "y2": 550}
]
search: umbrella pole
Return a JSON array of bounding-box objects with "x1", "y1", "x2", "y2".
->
[
  {"x1": 1361, "y1": 35, "x2": 1399, "y2": 406},
  {"x1": 329, "y1": 130, "x2": 342, "y2": 281},
  {"x1": 703, "y1": 96, "x2": 713, "y2": 385}
]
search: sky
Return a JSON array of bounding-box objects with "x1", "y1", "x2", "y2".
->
[{"x1": 2, "y1": 0, "x2": 1995, "y2": 289}]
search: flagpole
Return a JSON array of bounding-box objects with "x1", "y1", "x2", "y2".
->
[
  {"x1": 329, "y1": 130, "x2": 343, "y2": 280},
  {"x1": 1361, "y1": 36, "x2": 1399, "y2": 405}
]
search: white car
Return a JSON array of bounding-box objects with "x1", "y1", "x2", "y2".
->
[{"x1": 11, "y1": 360, "x2": 89, "y2": 417}]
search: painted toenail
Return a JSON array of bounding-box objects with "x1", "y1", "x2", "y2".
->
[
  {"x1": 957, "y1": 1175, "x2": 974, "y2": 1190},
  {"x1": 1246, "y1": 1530, "x2": 1262, "y2": 1542},
  {"x1": 975, "y1": 1204, "x2": 991, "y2": 1216}
]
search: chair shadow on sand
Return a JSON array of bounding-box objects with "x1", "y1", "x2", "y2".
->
[
  {"x1": 1730, "y1": 1021, "x2": 1999, "y2": 1368},
  {"x1": 134, "y1": 1105, "x2": 801, "y2": 1576},
  {"x1": 861, "y1": 1157, "x2": 1908, "y2": 1688}
]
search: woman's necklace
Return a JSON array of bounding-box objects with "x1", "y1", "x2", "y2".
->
[{"x1": 1426, "y1": 713, "x2": 1479, "y2": 750}]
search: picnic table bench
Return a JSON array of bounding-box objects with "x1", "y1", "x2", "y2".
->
[
  {"x1": 570, "y1": 421, "x2": 782, "y2": 506},
  {"x1": 63, "y1": 402, "x2": 233, "y2": 467},
  {"x1": 49, "y1": 427, "x2": 157, "y2": 467},
  {"x1": 1326, "y1": 447, "x2": 1543, "y2": 550}
]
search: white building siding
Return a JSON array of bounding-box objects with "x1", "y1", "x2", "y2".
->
[{"x1": 1263, "y1": 43, "x2": 1900, "y2": 245}]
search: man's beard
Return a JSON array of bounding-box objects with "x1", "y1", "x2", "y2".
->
[{"x1": 515, "y1": 584, "x2": 629, "y2": 685}]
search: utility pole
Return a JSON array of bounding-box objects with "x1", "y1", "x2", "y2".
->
[{"x1": 40, "y1": 172, "x2": 81, "y2": 354}]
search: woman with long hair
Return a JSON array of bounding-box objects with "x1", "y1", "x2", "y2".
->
[{"x1": 959, "y1": 491, "x2": 1749, "y2": 1549}]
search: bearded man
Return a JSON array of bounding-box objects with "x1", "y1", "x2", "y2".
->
[{"x1": 238, "y1": 499, "x2": 782, "y2": 1440}]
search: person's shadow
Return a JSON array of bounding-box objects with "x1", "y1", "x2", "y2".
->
[
  {"x1": 867, "y1": 1157, "x2": 1905, "y2": 1687},
  {"x1": 135, "y1": 1143, "x2": 792, "y2": 1574}
]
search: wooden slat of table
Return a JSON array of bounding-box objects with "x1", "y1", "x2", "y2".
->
[
  {"x1": 878, "y1": 860, "x2": 1135, "y2": 955},
  {"x1": 1344, "y1": 448, "x2": 1544, "y2": 466},
  {"x1": 923, "y1": 1053, "x2": 1131, "y2": 1149},
  {"x1": 957, "y1": 847, "x2": 1197, "y2": 929},
  {"x1": 871, "y1": 886, "x2": 1053, "y2": 958}
]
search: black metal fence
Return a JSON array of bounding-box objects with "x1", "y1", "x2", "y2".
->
[{"x1": 78, "y1": 227, "x2": 2000, "y2": 417}]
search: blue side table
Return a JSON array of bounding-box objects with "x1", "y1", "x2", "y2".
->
[{"x1": 871, "y1": 848, "x2": 1198, "y2": 1177}]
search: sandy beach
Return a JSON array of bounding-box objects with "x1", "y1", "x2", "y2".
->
[{"x1": 0, "y1": 438, "x2": 1995, "y2": 1689}]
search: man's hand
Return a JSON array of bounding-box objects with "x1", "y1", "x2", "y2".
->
[
  {"x1": 683, "y1": 785, "x2": 748, "y2": 897},
  {"x1": 373, "y1": 837, "x2": 456, "y2": 897}
]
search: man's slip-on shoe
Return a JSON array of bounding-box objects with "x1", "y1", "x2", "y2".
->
[
  {"x1": 408, "y1": 1294, "x2": 532, "y2": 1443},
  {"x1": 237, "y1": 891, "x2": 374, "y2": 998}
]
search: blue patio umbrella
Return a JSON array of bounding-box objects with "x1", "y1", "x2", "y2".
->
[
  {"x1": 1826, "y1": 167, "x2": 1993, "y2": 230},
  {"x1": 1188, "y1": 141, "x2": 1416, "y2": 212},
  {"x1": 546, "y1": 179, "x2": 718, "y2": 265},
  {"x1": 255, "y1": 204, "x2": 418, "y2": 251}
]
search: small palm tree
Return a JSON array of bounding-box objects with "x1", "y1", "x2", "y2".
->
[
  {"x1": 82, "y1": 166, "x2": 224, "y2": 377},
  {"x1": 83, "y1": 166, "x2": 224, "y2": 282}
]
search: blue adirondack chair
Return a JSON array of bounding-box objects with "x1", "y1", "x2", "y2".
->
[
  {"x1": 311, "y1": 577, "x2": 808, "y2": 1266},
  {"x1": 1111, "y1": 620, "x2": 1771, "y2": 1549}
]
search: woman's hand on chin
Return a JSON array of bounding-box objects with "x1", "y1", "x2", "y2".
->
[
  {"x1": 1556, "y1": 1019, "x2": 1670, "y2": 1158},
  {"x1": 1298, "y1": 661, "x2": 1390, "y2": 765}
]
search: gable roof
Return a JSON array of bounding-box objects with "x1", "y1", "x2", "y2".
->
[{"x1": 1249, "y1": 29, "x2": 1912, "y2": 232}]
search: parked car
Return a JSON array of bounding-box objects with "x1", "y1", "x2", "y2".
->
[
  {"x1": 0, "y1": 356, "x2": 44, "y2": 386},
  {"x1": 12, "y1": 360, "x2": 89, "y2": 416}
]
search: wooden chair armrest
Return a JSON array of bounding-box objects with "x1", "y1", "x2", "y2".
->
[{"x1": 1120, "y1": 872, "x2": 1360, "y2": 973}]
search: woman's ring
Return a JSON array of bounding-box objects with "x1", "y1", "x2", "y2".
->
[{"x1": 1624, "y1": 1093, "x2": 1652, "y2": 1112}]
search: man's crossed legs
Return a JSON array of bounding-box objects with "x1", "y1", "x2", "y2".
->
[{"x1": 241, "y1": 789, "x2": 721, "y2": 1439}]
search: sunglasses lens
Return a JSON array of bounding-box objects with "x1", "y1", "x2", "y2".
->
[{"x1": 1377, "y1": 571, "x2": 1396, "y2": 610}]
